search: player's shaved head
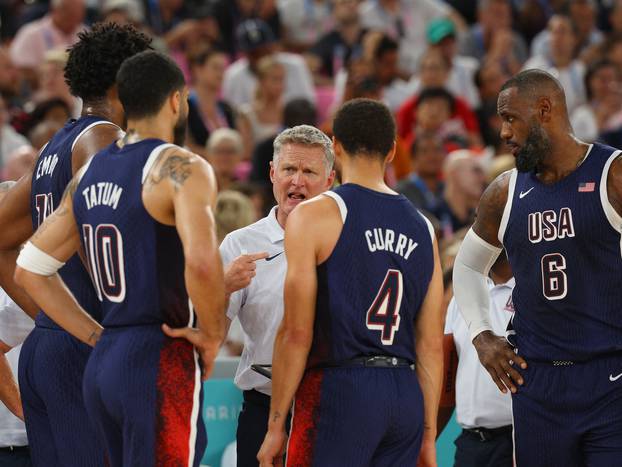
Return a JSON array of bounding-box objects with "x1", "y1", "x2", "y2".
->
[{"x1": 500, "y1": 69, "x2": 567, "y2": 109}]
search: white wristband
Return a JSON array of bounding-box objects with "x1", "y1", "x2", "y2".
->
[{"x1": 17, "y1": 242, "x2": 65, "y2": 276}]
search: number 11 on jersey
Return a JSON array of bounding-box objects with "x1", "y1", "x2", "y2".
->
[{"x1": 366, "y1": 269, "x2": 403, "y2": 345}]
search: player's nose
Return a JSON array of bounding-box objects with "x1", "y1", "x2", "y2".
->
[{"x1": 500, "y1": 121, "x2": 512, "y2": 141}]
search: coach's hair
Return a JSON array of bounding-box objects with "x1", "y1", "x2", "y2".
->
[
  {"x1": 117, "y1": 50, "x2": 186, "y2": 119},
  {"x1": 273, "y1": 125, "x2": 334, "y2": 174},
  {"x1": 332, "y1": 98, "x2": 395, "y2": 160},
  {"x1": 65, "y1": 23, "x2": 151, "y2": 102}
]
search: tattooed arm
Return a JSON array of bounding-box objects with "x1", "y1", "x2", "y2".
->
[
  {"x1": 14, "y1": 172, "x2": 103, "y2": 346},
  {"x1": 142, "y1": 148, "x2": 225, "y2": 378}
]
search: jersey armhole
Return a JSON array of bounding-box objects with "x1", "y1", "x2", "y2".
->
[
  {"x1": 70, "y1": 120, "x2": 120, "y2": 152},
  {"x1": 141, "y1": 144, "x2": 178, "y2": 184},
  {"x1": 321, "y1": 191, "x2": 347, "y2": 224},
  {"x1": 497, "y1": 168, "x2": 518, "y2": 244},
  {"x1": 419, "y1": 211, "x2": 435, "y2": 244},
  {"x1": 600, "y1": 150, "x2": 622, "y2": 234}
]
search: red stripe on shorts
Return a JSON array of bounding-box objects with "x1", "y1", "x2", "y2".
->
[
  {"x1": 286, "y1": 369, "x2": 324, "y2": 467},
  {"x1": 155, "y1": 338, "x2": 196, "y2": 466}
]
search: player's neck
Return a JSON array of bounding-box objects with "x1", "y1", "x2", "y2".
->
[
  {"x1": 124, "y1": 118, "x2": 174, "y2": 145},
  {"x1": 341, "y1": 160, "x2": 394, "y2": 194},
  {"x1": 81, "y1": 100, "x2": 114, "y2": 124},
  {"x1": 536, "y1": 135, "x2": 590, "y2": 183}
]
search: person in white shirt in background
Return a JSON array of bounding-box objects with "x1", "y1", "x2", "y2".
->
[
  {"x1": 439, "y1": 253, "x2": 514, "y2": 467},
  {"x1": 0, "y1": 293, "x2": 33, "y2": 465},
  {"x1": 222, "y1": 19, "x2": 316, "y2": 110},
  {"x1": 219, "y1": 124, "x2": 334, "y2": 467}
]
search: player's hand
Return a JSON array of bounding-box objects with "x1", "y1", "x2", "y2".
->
[
  {"x1": 473, "y1": 330, "x2": 527, "y2": 394},
  {"x1": 257, "y1": 428, "x2": 287, "y2": 467},
  {"x1": 162, "y1": 324, "x2": 220, "y2": 381},
  {"x1": 417, "y1": 435, "x2": 437, "y2": 467},
  {"x1": 224, "y1": 252, "x2": 269, "y2": 295}
]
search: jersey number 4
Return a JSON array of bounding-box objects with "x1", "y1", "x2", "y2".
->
[
  {"x1": 83, "y1": 224, "x2": 126, "y2": 303},
  {"x1": 366, "y1": 269, "x2": 403, "y2": 345}
]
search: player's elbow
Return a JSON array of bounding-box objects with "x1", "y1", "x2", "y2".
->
[
  {"x1": 416, "y1": 333, "x2": 444, "y2": 358},
  {"x1": 13, "y1": 265, "x2": 28, "y2": 288},
  {"x1": 279, "y1": 326, "x2": 313, "y2": 351}
]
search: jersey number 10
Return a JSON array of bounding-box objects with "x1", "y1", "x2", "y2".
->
[
  {"x1": 82, "y1": 224, "x2": 126, "y2": 303},
  {"x1": 366, "y1": 269, "x2": 403, "y2": 345}
]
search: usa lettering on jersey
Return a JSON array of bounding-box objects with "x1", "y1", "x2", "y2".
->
[{"x1": 528, "y1": 207, "x2": 575, "y2": 243}]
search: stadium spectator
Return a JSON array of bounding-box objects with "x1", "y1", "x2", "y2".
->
[
  {"x1": 531, "y1": 0, "x2": 603, "y2": 60},
  {"x1": 278, "y1": 0, "x2": 333, "y2": 52},
  {"x1": 9, "y1": 0, "x2": 86, "y2": 85},
  {"x1": 2, "y1": 146, "x2": 37, "y2": 182},
  {"x1": 396, "y1": 132, "x2": 446, "y2": 214},
  {"x1": 571, "y1": 59, "x2": 622, "y2": 142},
  {"x1": 415, "y1": 88, "x2": 471, "y2": 151},
  {"x1": 237, "y1": 56, "x2": 285, "y2": 158},
  {"x1": 523, "y1": 14, "x2": 587, "y2": 112},
  {"x1": 31, "y1": 49, "x2": 79, "y2": 117},
  {"x1": 0, "y1": 97, "x2": 29, "y2": 173},
  {"x1": 435, "y1": 150, "x2": 486, "y2": 239},
  {"x1": 474, "y1": 59, "x2": 511, "y2": 152},
  {"x1": 187, "y1": 47, "x2": 235, "y2": 154},
  {"x1": 305, "y1": 0, "x2": 366, "y2": 83},
  {"x1": 222, "y1": 19, "x2": 315, "y2": 109},
  {"x1": 427, "y1": 18, "x2": 480, "y2": 109},
  {"x1": 205, "y1": 128, "x2": 245, "y2": 192},
  {"x1": 458, "y1": 0, "x2": 528, "y2": 71},
  {"x1": 358, "y1": 0, "x2": 465, "y2": 74}
]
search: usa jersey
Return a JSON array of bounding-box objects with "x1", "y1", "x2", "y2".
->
[
  {"x1": 502, "y1": 142, "x2": 622, "y2": 361},
  {"x1": 30, "y1": 116, "x2": 109, "y2": 327},
  {"x1": 308, "y1": 184, "x2": 435, "y2": 367},
  {"x1": 73, "y1": 139, "x2": 192, "y2": 328}
]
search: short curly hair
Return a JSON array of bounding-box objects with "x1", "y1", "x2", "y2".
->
[{"x1": 64, "y1": 22, "x2": 152, "y2": 101}]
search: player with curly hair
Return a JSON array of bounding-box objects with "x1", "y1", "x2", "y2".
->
[{"x1": 0, "y1": 22, "x2": 151, "y2": 467}]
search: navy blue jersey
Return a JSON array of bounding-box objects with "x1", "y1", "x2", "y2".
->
[
  {"x1": 502, "y1": 142, "x2": 622, "y2": 361},
  {"x1": 73, "y1": 139, "x2": 193, "y2": 328},
  {"x1": 30, "y1": 116, "x2": 109, "y2": 327},
  {"x1": 308, "y1": 184, "x2": 435, "y2": 368}
]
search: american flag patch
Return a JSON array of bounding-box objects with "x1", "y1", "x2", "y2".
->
[{"x1": 578, "y1": 182, "x2": 595, "y2": 192}]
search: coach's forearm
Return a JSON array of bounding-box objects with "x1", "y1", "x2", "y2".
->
[
  {"x1": 416, "y1": 339, "x2": 443, "y2": 440},
  {"x1": 0, "y1": 350, "x2": 23, "y2": 420},
  {"x1": 268, "y1": 326, "x2": 312, "y2": 432},
  {"x1": 0, "y1": 249, "x2": 39, "y2": 319},
  {"x1": 14, "y1": 269, "x2": 102, "y2": 346}
]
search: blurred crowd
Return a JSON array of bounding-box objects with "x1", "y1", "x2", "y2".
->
[{"x1": 1, "y1": 0, "x2": 621, "y2": 352}]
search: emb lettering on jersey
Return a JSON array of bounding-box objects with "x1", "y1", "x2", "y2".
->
[
  {"x1": 35, "y1": 153, "x2": 59, "y2": 179},
  {"x1": 82, "y1": 182, "x2": 123, "y2": 210},
  {"x1": 365, "y1": 228, "x2": 418, "y2": 259},
  {"x1": 528, "y1": 207, "x2": 575, "y2": 244}
]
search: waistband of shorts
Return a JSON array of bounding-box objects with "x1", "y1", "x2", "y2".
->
[
  {"x1": 243, "y1": 389, "x2": 271, "y2": 408},
  {"x1": 0, "y1": 445, "x2": 29, "y2": 452},
  {"x1": 526, "y1": 350, "x2": 622, "y2": 366},
  {"x1": 317, "y1": 355, "x2": 415, "y2": 369},
  {"x1": 101, "y1": 323, "x2": 165, "y2": 333},
  {"x1": 463, "y1": 425, "x2": 513, "y2": 442}
]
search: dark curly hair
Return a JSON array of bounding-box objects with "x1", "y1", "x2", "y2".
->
[
  {"x1": 64, "y1": 22, "x2": 152, "y2": 102},
  {"x1": 333, "y1": 98, "x2": 396, "y2": 159}
]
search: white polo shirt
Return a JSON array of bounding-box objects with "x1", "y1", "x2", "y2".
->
[
  {"x1": 0, "y1": 288, "x2": 34, "y2": 447},
  {"x1": 220, "y1": 207, "x2": 285, "y2": 396},
  {"x1": 445, "y1": 278, "x2": 515, "y2": 430}
]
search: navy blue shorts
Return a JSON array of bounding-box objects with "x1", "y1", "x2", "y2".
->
[
  {"x1": 512, "y1": 354, "x2": 622, "y2": 466},
  {"x1": 18, "y1": 326, "x2": 105, "y2": 467},
  {"x1": 286, "y1": 366, "x2": 423, "y2": 467},
  {"x1": 82, "y1": 325, "x2": 206, "y2": 467}
]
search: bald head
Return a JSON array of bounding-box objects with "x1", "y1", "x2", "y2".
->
[{"x1": 500, "y1": 69, "x2": 567, "y2": 109}]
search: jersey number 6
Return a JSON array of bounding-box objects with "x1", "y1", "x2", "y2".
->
[{"x1": 366, "y1": 269, "x2": 403, "y2": 345}]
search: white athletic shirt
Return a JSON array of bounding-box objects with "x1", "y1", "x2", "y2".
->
[
  {"x1": 445, "y1": 279, "x2": 515, "y2": 429},
  {"x1": 0, "y1": 288, "x2": 34, "y2": 447},
  {"x1": 219, "y1": 207, "x2": 285, "y2": 396}
]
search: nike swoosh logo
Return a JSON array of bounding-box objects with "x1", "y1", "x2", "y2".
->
[
  {"x1": 519, "y1": 187, "x2": 534, "y2": 199},
  {"x1": 265, "y1": 251, "x2": 284, "y2": 261},
  {"x1": 610, "y1": 372, "x2": 622, "y2": 382}
]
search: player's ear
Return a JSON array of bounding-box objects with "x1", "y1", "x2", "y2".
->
[
  {"x1": 170, "y1": 90, "x2": 181, "y2": 116},
  {"x1": 384, "y1": 140, "x2": 397, "y2": 164},
  {"x1": 537, "y1": 97, "x2": 552, "y2": 123}
]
